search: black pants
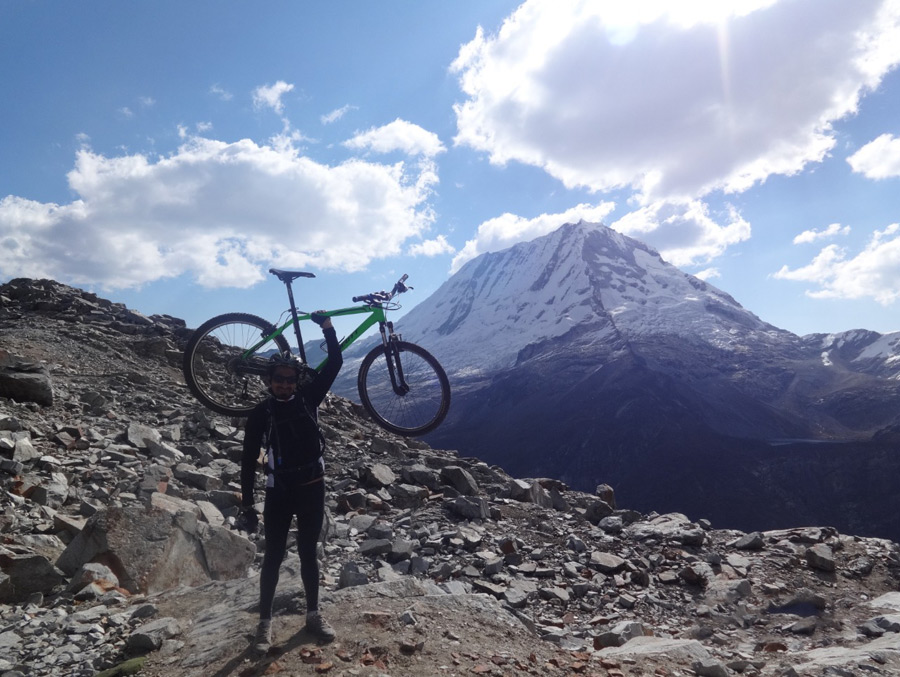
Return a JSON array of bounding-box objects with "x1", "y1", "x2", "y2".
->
[{"x1": 259, "y1": 477, "x2": 325, "y2": 620}]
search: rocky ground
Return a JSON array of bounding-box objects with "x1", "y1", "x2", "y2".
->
[{"x1": 2, "y1": 277, "x2": 900, "y2": 677}]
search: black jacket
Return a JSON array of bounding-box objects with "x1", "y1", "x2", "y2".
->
[{"x1": 240, "y1": 327, "x2": 343, "y2": 507}]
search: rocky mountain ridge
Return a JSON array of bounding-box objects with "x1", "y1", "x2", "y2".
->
[
  {"x1": 3, "y1": 277, "x2": 900, "y2": 676},
  {"x1": 379, "y1": 222, "x2": 900, "y2": 541}
]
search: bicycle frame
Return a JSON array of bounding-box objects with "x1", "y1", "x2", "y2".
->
[{"x1": 237, "y1": 304, "x2": 388, "y2": 370}]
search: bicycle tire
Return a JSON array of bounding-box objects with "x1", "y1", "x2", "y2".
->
[
  {"x1": 357, "y1": 341, "x2": 450, "y2": 436},
  {"x1": 182, "y1": 313, "x2": 291, "y2": 417}
]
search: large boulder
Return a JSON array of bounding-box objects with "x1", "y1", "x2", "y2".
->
[
  {"x1": 56, "y1": 498, "x2": 255, "y2": 594},
  {"x1": 0, "y1": 352, "x2": 52, "y2": 406}
]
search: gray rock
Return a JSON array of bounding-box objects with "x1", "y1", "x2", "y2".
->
[
  {"x1": 509, "y1": 479, "x2": 553, "y2": 508},
  {"x1": 126, "y1": 616, "x2": 182, "y2": 652},
  {"x1": 0, "y1": 551, "x2": 65, "y2": 603},
  {"x1": 705, "y1": 577, "x2": 752, "y2": 604},
  {"x1": 679, "y1": 562, "x2": 715, "y2": 587},
  {"x1": 806, "y1": 543, "x2": 836, "y2": 572},
  {"x1": 387, "y1": 538, "x2": 417, "y2": 563},
  {"x1": 0, "y1": 363, "x2": 53, "y2": 406},
  {"x1": 595, "y1": 483, "x2": 617, "y2": 509},
  {"x1": 361, "y1": 462, "x2": 396, "y2": 487},
  {"x1": 359, "y1": 538, "x2": 393, "y2": 556},
  {"x1": 347, "y1": 513, "x2": 378, "y2": 534},
  {"x1": 401, "y1": 463, "x2": 441, "y2": 490},
  {"x1": 338, "y1": 561, "x2": 369, "y2": 588},
  {"x1": 590, "y1": 550, "x2": 626, "y2": 574},
  {"x1": 538, "y1": 586, "x2": 570, "y2": 603},
  {"x1": 584, "y1": 498, "x2": 614, "y2": 523},
  {"x1": 173, "y1": 463, "x2": 222, "y2": 491},
  {"x1": 441, "y1": 465, "x2": 480, "y2": 495},
  {"x1": 599, "y1": 636, "x2": 711, "y2": 661},
  {"x1": 126, "y1": 422, "x2": 163, "y2": 449},
  {"x1": 504, "y1": 586, "x2": 529, "y2": 608},
  {"x1": 732, "y1": 531, "x2": 765, "y2": 550},
  {"x1": 391, "y1": 482, "x2": 429, "y2": 508},
  {"x1": 12, "y1": 436, "x2": 42, "y2": 463},
  {"x1": 594, "y1": 621, "x2": 645, "y2": 649},
  {"x1": 146, "y1": 438, "x2": 185, "y2": 462},
  {"x1": 692, "y1": 658, "x2": 731, "y2": 677},
  {"x1": 446, "y1": 495, "x2": 490, "y2": 520},
  {"x1": 598, "y1": 515, "x2": 624, "y2": 533},
  {"x1": 67, "y1": 562, "x2": 120, "y2": 593},
  {"x1": 30, "y1": 471, "x2": 69, "y2": 508},
  {"x1": 56, "y1": 504, "x2": 254, "y2": 593}
]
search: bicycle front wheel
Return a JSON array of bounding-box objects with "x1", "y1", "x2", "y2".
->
[
  {"x1": 182, "y1": 313, "x2": 291, "y2": 417},
  {"x1": 357, "y1": 341, "x2": 450, "y2": 436}
]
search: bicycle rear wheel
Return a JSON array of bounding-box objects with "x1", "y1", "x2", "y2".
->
[
  {"x1": 182, "y1": 313, "x2": 291, "y2": 417},
  {"x1": 357, "y1": 341, "x2": 450, "y2": 436}
]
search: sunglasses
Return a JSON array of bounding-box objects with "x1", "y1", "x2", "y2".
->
[{"x1": 270, "y1": 375, "x2": 297, "y2": 385}]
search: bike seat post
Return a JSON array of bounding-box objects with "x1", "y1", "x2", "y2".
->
[{"x1": 283, "y1": 279, "x2": 308, "y2": 363}]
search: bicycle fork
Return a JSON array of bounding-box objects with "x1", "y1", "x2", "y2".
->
[{"x1": 380, "y1": 322, "x2": 410, "y2": 396}]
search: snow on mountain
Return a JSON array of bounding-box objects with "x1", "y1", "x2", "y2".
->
[
  {"x1": 376, "y1": 219, "x2": 900, "y2": 537},
  {"x1": 806, "y1": 329, "x2": 900, "y2": 380},
  {"x1": 396, "y1": 221, "x2": 789, "y2": 378}
]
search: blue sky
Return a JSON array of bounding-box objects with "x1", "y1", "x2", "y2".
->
[{"x1": 2, "y1": 0, "x2": 900, "y2": 338}]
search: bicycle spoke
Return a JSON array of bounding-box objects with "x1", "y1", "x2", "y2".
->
[
  {"x1": 358, "y1": 342, "x2": 450, "y2": 436},
  {"x1": 183, "y1": 313, "x2": 289, "y2": 417}
]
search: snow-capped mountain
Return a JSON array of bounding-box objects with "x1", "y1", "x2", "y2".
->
[
  {"x1": 397, "y1": 221, "x2": 792, "y2": 379},
  {"x1": 381, "y1": 221, "x2": 900, "y2": 539},
  {"x1": 803, "y1": 329, "x2": 900, "y2": 380}
]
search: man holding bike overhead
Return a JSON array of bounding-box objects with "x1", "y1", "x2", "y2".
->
[{"x1": 239, "y1": 310, "x2": 342, "y2": 654}]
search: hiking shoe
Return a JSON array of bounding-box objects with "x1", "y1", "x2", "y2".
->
[
  {"x1": 253, "y1": 619, "x2": 273, "y2": 654},
  {"x1": 305, "y1": 612, "x2": 335, "y2": 642}
]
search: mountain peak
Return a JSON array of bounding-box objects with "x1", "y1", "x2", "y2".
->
[{"x1": 401, "y1": 221, "x2": 784, "y2": 376}]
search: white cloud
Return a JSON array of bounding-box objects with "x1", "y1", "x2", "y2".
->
[
  {"x1": 252, "y1": 81, "x2": 294, "y2": 115},
  {"x1": 773, "y1": 224, "x2": 900, "y2": 303},
  {"x1": 408, "y1": 235, "x2": 455, "y2": 257},
  {"x1": 210, "y1": 84, "x2": 233, "y2": 101},
  {"x1": 695, "y1": 267, "x2": 721, "y2": 281},
  {"x1": 793, "y1": 222, "x2": 851, "y2": 244},
  {"x1": 344, "y1": 119, "x2": 446, "y2": 158},
  {"x1": 610, "y1": 199, "x2": 750, "y2": 267},
  {"x1": 180, "y1": 122, "x2": 215, "y2": 139},
  {"x1": 450, "y1": 202, "x2": 615, "y2": 273},
  {"x1": 847, "y1": 133, "x2": 900, "y2": 179},
  {"x1": 321, "y1": 105, "x2": 357, "y2": 125},
  {"x1": 452, "y1": 0, "x2": 900, "y2": 201},
  {"x1": 0, "y1": 136, "x2": 438, "y2": 289}
]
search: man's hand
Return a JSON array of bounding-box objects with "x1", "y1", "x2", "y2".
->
[
  {"x1": 236, "y1": 506, "x2": 259, "y2": 533},
  {"x1": 311, "y1": 310, "x2": 332, "y2": 329}
]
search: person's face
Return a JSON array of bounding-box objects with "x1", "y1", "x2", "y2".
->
[{"x1": 269, "y1": 366, "x2": 298, "y2": 400}]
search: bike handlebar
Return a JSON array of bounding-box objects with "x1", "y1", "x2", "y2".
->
[{"x1": 352, "y1": 274, "x2": 412, "y2": 305}]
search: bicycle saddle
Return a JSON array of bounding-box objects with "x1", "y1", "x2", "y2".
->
[{"x1": 269, "y1": 269, "x2": 316, "y2": 283}]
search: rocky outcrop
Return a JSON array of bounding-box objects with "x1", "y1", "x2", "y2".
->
[
  {"x1": 2, "y1": 278, "x2": 900, "y2": 677},
  {"x1": 0, "y1": 351, "x2": 52, "y2": 406},
  {"x1": 56, "y1": 499, "x2": 255, "y2": 594}
]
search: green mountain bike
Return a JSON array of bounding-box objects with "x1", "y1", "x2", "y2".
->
[{"x1": 182, "y1": 269, "x2": 450, "y2": 436}]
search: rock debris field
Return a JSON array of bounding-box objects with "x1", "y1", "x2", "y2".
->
[{"x1": 2, "y1": 277, "x2": 900, "y2": 677}]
